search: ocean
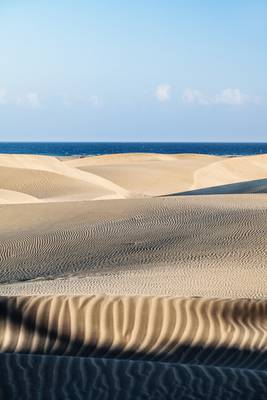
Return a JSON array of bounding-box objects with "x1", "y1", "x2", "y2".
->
[{"x1": 0, "y1": 142, "x2": 266, "y2": 157}]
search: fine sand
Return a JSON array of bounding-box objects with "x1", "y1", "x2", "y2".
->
[
  {"x1": 0, "y1": 195, "x2": 266, "y2": 298},
  {"x1": 0, "y1": 153, "x2": 266, "y2": 203},
  {"x1": 2, "y1": 353, "x2": 267, "y2": 400},
  {"x1": 0, "y1": 152, "x2": 266, "y2": 399},
  {"x1": 0, "y1": 295, "x2": 266, "y2": 367}
]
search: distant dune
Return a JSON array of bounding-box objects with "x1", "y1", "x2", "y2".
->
[
  {"x1": 0, "y1": 153, "x2": 266, "y2": 203},
  {"x1": 0, "y1": 154, "x2": 129, "y2": 202}
]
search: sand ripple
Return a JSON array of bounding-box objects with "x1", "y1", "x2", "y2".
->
[
  {"x1": 0, "y1": 196, "x2": 266, "y2": 298},
  {"x1": 0, "y1": 295, "x2": 266, "y2": 369},
  {"x1": 1, "y1": 353, "x2": 267, "y2": 400}
]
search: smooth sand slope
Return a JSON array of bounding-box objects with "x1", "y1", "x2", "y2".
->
[
  {"x1": 0, "y1": 195, "x2": 266, "y2": 298},
  {"x1": 66, "y1": 152, "x2": 267, "y2": 196},
  {"x1": 0, "y1": 154, "x2": 129, "y2": 202},
  {"x1": 65, "y1": 153, "x2": 222, "y2": 196},
  {"x1": 0, "y1": 153, "x2": 266, "y2": 204}
]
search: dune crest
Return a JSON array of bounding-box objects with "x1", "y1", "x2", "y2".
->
[
  {"x1": 0, "y1": 295, "x2": 266, "y2": 369},
  {"x1": 0, "y1": 154, "x2": 129, "y2": 202},
  {"x1": 0, "y1": 153, "x2": 266, "y2": 203}
]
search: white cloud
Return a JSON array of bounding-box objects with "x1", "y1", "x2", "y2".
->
[
  {"x1": 0, "y1": 89, "x2": 8, "y2": 105},
  {"x1": 16, "y1": 92, "x2": 40, "y2": 108},
  {"x1": 182, "y1": 88, "x2": 256, "y2": 106},
  {"x1": 61, "y1": 94, "x2": 103, "y2": 109},
  {"x1": 182, "y1": 89, "x2": 209, "y2": 105},
  {"x1": 214, "y1": 88, "x2": 252, "y2": 105},
  {"x1": 89, "y1": 95, "x2": 102, "y2": 108},
  {"x1": 61, "y1": 94, "x2": 73, "y2": 108},
  {"x1": 26, "y1": 92, "x2": 40, "y2": 108},
  {"x1": 155, "y1": 84, "x2": 171, "y2": 102}
]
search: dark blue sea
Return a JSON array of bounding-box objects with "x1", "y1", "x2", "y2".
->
[{"x1": 0, "y1": 142, "x2": 266, "y2": 157}]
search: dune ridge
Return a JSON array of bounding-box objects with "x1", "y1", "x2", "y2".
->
[
  {"x1": 0, "y1": 154, "x2": 129, "y2": 202},
  {"x1": 0, "y1": 153, "x2": 266, "y2": 203},
  {"x1": 0, "y1": 295, "x2": 266, "y2": 369},
  {"x1": 192, "y1": 154, "x2": 267, "y2": 191},
  {"x1": 66, "y1": 152, "x2": 267, "y2": 196}
]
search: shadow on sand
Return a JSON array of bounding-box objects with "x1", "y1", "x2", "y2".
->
[
  {"x1": 0, "y1": 352, "x2": 267, "y2": 400},
  {"x1": 165, "y1": 178, "x2": 267, "y2": 196}
]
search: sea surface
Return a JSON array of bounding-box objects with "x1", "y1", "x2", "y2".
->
[{"x1": 0, "y1": 142, "x2": 266, "y2": 157}]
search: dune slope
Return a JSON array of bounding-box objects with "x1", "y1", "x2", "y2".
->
[
  {"x1": 0, "y1": 152, "x2": 266, "y2": 399},
  {"x1": 0, "y1": 154, "x2": 129, "y2": 202},
  {"x1": 0, "y1": 195, "x2": 266, "y2": 298},
  {"x1": 0, "y1": 295, "x2": 266, "y2": 369},
  {"x1": 0, "y1": 153, "x2": 266, "y2": 203},
  {"x1": 66, "y1": 153, "x2": 267, "y2": 196},
  {"x1": 1, "y1": 353, "x2": 267, "y2": 400}
]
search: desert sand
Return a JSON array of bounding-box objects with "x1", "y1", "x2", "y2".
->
[
  {"x1": 0, "y1": 152, "x2": 266, "y2": 202},
  {"x1": 0, "y1": 152, "x2": 266, "y2": 398}
]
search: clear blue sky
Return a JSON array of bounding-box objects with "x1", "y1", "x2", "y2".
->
[{"x1": 0, "y1": 0, "x2": 266, "y2": 141}]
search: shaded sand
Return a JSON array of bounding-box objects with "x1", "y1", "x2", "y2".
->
[
  {"x1": 1, "y1": 353, "x2": 267, "y2": 400},
  {"x1": 171, "y1": 178, "x2": 267, "y2": 196},
  {"x1": 0, "y1": 295, "x2": 266, "y2": 368},
  {"x1": 0, "y1": 195, "x2": 266, "y2": 298}
]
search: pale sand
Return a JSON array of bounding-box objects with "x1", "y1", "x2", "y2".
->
[
  {"x1": 0, "y1": 152, "x2": 266, "y2": 385},
  {"x1": 0, "y1": 154, "x2": 129, "y2": 202},
  {"x1": 66, "y1": 153, "x2": 267, "y2": 196},
  {"x1": 0, "y1": 153, "x2": 266, "y2": 203}
]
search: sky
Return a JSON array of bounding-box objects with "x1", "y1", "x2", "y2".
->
[{"x1": 0, "y1": 0, "x2": 266, "y2": 142}]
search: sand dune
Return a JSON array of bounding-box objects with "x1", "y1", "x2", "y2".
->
[
  {"x1": 0, "y1": 195, "x2": 266, "y2": 298},
  {"x1": 0, "y1": 166, "x2": 113, "y2": 200},
  {"x1": 0, "y1": 154, "x2": 129, "y2": 202},
  {"x1": 192, "y1": 154, "x2": 267, "y2": 190},
  {"x1": 0, "y1": 153, "x2": 266, "y2": 203},
  {"x1": 0, "y1": 152, "x2": 266, "y2": 398},
  {"x1": 66, "y1": 153, "x2": 267, "y2": 196},
  {"x1": 1, "y1": 353, "x2": 267, "y2": 400},
  {"x1": 0, "y1": 295, "x2": 266, "y2": 368},
  {"x1": 66, "y1": 153, "x2": 221, "y2": 196},
  {"x1": 0, "y1": 189, "x2": 39, "y2": 204}
]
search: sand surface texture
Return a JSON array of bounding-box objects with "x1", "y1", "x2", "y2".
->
[
  {"x1": 0, "y1": 152, "x2": 266, "y2": 399},
  {"x1": 0, "y1": 195, "x2": 266, "y2": 298},
  {"x1": 0, "y1": 295, "x2": 266, "y2": 365}
]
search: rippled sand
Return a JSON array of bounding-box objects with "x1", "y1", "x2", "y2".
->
[
  {"x1": 0, "y1": 152, "x2": 266, "y2": 399},
  {"x1": 0, "y1": 295, "x2": 266, "y2": 365},
  {"x1": 1, "y1": 353, "x2": 267, "y2": 400},
  {"x1": 0, "y1": 195, "x2": 266, "y2": 298}
]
